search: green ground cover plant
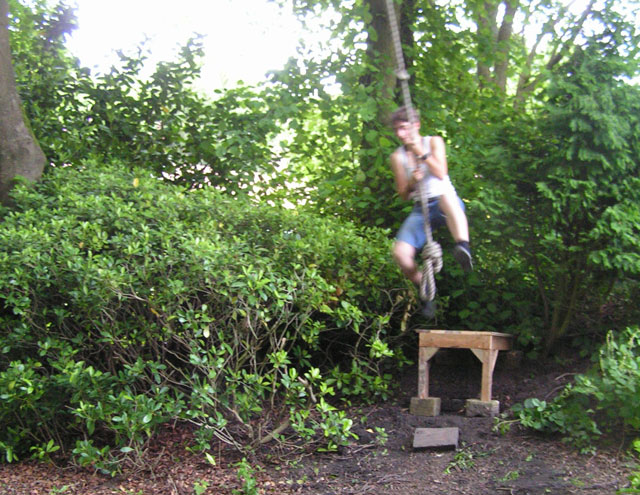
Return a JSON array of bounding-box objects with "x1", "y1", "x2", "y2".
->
[
  {"x1": 510, "y1": 326, "x2": 640, "y2": 493},
  {"x1": 513, "y1": 326, "x2": 640, "y2": 453}
]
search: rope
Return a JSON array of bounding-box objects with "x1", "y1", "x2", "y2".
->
[{"x1": 384, "y1": 0, "x2": 442, "y2": 302}]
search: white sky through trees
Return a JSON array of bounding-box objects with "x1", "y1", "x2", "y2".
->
[
  {"x1": 66, "y1": 0, "x2": 307, "y2": 91},
  {"x1": 65, "y1": 0, "x2": 639, "y2": 93}
]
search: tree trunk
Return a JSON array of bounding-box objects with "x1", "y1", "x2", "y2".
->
[
  {"x1": 360, "y1": 0, "x2": 417, "y2": 125},
  {"x1": 363, "y1": 0, "x2": 398, "y2": 125},
  {"x1": 493, "y1": 0, "x2": 518, "y2": 92},
  {"x1": 0, "y1": 0, "x2": 46, "y2": 205}
]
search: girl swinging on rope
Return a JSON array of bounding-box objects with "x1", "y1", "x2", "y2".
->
[{"x1": 390, "y1": 106, "x2": 472, "y2": 315}]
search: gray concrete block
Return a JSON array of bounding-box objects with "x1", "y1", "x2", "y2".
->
[
  {"x1": 413, "y1": 427, "x2": 459, "y2": 450},
  {"x1": 410, "y1": 397, "x2": 441, "y2": 417},
  {"x1": 465, "y1": 399, "x2": 500, "y2": 417}
]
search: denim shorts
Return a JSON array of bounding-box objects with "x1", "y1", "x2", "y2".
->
[{"x1": 395, "y1": 196, "x2": 465, "y2": 250}]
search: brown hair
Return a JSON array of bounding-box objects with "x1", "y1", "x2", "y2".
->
[{"x1": 390, "y1": 106, "x2": 420, "y2": 125}]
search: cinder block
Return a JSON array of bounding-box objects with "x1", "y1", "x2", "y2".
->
[
  {"x1": 410, "y1": 397, "x2": 441, "y2": 417},
  {"x1": 413, "y1": 427, "x2": 459, "y2": 450},
  {"x1": 465, "y1": 399, "x2": 500, "y2": 417}
]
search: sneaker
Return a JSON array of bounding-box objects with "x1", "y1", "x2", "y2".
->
[
  {"x1": 453, "y1": 244, "x2": 473, "y2": 272},
  {"x1": 421, "y1": 299, "x2": 437, "y2": 319}
]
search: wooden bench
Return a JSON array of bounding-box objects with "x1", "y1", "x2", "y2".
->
[{"x1": 412, "y1": 330, "x2": 513, "y2": 416}]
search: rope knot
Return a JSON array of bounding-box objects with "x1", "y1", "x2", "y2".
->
[
  {"x1": 420, "y1": 241, "x2": 443, "y2": 302},
  {"x1": 422, "y1": 241, "x2": 443, "y2": 272},
  {"x1": 395, "y1": 69, "x2": 410, "y2": 81}
]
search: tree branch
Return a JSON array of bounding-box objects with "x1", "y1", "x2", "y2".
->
[
  {"x1": 515, "y1": 0, "x2": 595, "y2": 102},
  {"x1": 475, "y1": 0, "x2": 501, "y2": 86}
]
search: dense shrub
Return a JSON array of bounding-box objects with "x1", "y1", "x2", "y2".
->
[{"x1": 0, "y1": 166, "x2": 410, "y2": 472}]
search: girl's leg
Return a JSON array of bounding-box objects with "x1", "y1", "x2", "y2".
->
[
  {"x1": 438, "y1": 192, "x2": 472, "y2": 271},
  {"x1": 438, "y1": 192, "x2": 469, "y2": 243},
  {"x1": 392, "y1": 240, "x2": 421, "y2": 285}
]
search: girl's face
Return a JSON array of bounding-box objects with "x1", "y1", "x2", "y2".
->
[{"x1": 393, "y1": 121, "x2": 420, "y2": 145}]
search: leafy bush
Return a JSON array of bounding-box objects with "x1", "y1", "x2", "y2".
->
[
  {"x1": 0, "y1": 166, "x2": 410, "y2": 472},
  {"x1": 475, "y1": 47, "x2": 640, "y2": 352},
  {"x1": 513, "y1": 326, "x2": 640, "y2": 452}
]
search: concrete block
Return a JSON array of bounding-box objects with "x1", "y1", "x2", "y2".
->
[
  {"x1": 465, "y1": 399, "x2": 500, "y2": 417},
  {"x1": 410, "y1": 397, "x2": 441, "y2": 417},
  {"x1": 413, "y1": 427, "x2": 459, "y2": 450}
]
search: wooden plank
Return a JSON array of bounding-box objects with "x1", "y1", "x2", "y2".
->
[
  {"x1": 417, "y1": 348, "x2": 439, "y2": 399},
  {"x1": 417, "y1": 348, "x2": 428, "y2": 399},
  {"x1": 417, "y1": 330, "x2": 512, "y2": 351},
  {"x1": 413, "y1": 427, "x2": 459, "y2": 450},
  {"x1": 488, "y1": 334, "x2": 513, "y2": 351},
  {"x1": 418, "y1": 331, "x2": 513, "y2": 350},
  {"x1": 418, "y1": 332, "x2": 492, "y2": 349},
  {"x1": 416, "y1": 330, "x2": 512, "y2": 336}
]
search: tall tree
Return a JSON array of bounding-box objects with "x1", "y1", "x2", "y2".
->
[{"x1": 0, "y1": 0, "x2": 46, "y2": 204}]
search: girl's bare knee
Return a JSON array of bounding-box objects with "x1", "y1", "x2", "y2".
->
[{"x1": 393, "y1": 241, "x2": 416, "y2": 267}]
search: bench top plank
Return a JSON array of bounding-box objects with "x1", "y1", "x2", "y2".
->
[{"x1": 416, "y1": 330, "x2": 512, "y2": 351}]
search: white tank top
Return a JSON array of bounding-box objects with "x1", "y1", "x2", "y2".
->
[{"x1": 397, "y1": 136, "x2": 456, "y2": 200}]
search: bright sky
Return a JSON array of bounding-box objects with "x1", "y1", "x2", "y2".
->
[
  {"x1": 65, "y1": 0, "x2": 307, "y2": 91},
  {"x1": 65, "y1": 0, "x2": 637, "y2": 94}
]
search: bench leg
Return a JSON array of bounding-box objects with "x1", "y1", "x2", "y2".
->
[
  {"x1": 418, "y1": 347, "x2": 439, "y2": 399},
  {"x1": 471, "y1": 348, "x2": 499, "y2": 402}
]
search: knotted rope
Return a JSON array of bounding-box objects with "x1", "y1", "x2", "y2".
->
[{"x1": 384, "y1": 0, "x2": 442, "y2": 302}]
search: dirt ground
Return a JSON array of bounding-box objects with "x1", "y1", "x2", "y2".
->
[{"x1": 0, "y1": 347, "x2": 636, "y2": 495}]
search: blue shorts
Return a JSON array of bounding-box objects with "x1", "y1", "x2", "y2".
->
[{"x1": 395, "y1": 196, "x2": 465, "y2": 250}]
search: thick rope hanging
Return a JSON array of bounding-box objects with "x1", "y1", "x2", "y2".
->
[{"x1": 384, "y1": 0, "x2": 442, "y2": 302}]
